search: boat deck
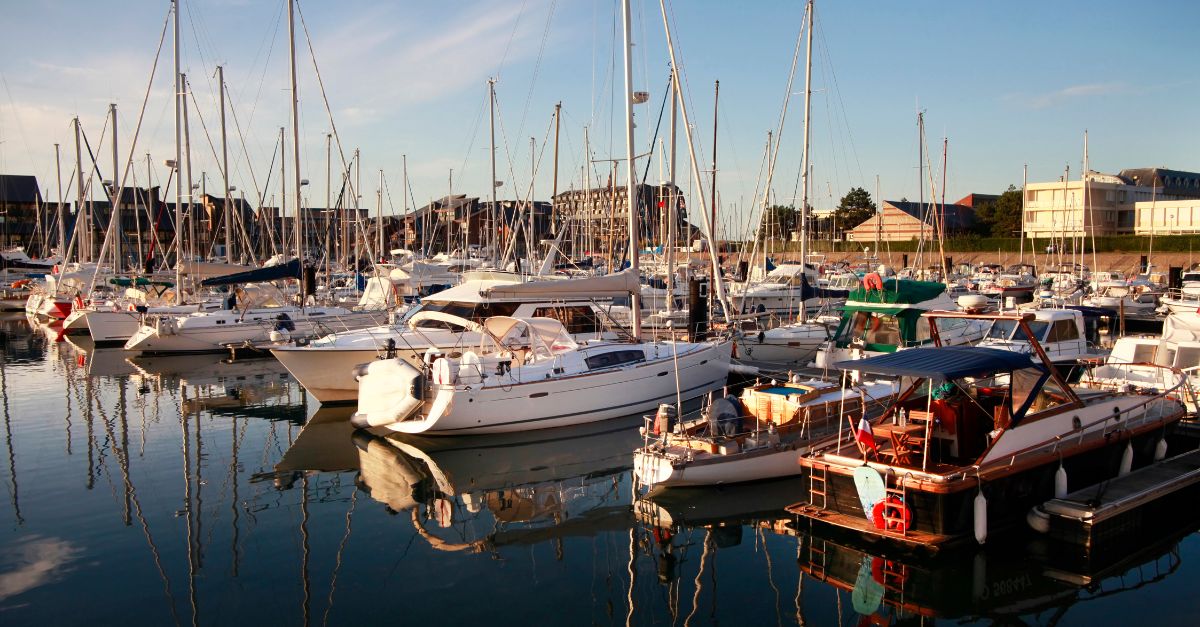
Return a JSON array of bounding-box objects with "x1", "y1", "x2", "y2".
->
[{"x1": 784, "y1": 502, "x2": 952, "y2": 550}]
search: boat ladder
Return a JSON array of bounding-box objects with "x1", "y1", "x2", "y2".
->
[
  {"x1": 881, "y1": 471, "x2": 909, "y2": 536},
  {"x1": 808, "y1": 462, "x2": 828, "y2": 510},
  {"x1": 807, "y1": 535, "x2": 829, "y2": 581}
]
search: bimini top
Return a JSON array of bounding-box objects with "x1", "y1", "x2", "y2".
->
[{"x1": 833, "y1": 346, "x2": 1041, "y2": 380}]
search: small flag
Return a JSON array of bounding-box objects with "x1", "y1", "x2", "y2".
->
[{"x1": 856, "y1": 418, "x2": 877, "y2": 454}]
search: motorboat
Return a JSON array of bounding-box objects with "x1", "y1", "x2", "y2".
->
[
  {"x1": 271, "y1": 271, "x2": 632, "y2": 404},
  {"x1": 974, "y1": 308, "x2": 1107, "y2": 381},
  {"x1": 814, "y1": 279, "x2": 988, "y2": 369},
  {"x1": 1088, "y1": 311, "x2": 1200, "y2": 413},
  {"x1": 787, "y1": 312, "x2": 1187, "y2": 548},
  {"x1": 729, "y1": 263, "x2": 848, "y2": 317},
  {"x1": 633, "y1": 376, "x2": 897, "y2": 488},
  {"x1": 351, "y1": 315, "x2": 732, "y2": 434},
  {"x1": 1082, "y1": 282, "x2": 1158, "y2": 315}
]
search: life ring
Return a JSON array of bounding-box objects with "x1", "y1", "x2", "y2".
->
[
  {"x1": 11, "y1": 279, "x2": 31, "y2": 289},
  {"x1": 871, "y1": 495, "x2": 912, "y2": 532},
  {"x1": 863, "y1": 272, "x2": 884, "y2": 291}
]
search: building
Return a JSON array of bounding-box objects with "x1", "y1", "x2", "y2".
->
[
  {"x1": 1022, "y1": 168, "x2": 1200, "y2": 238},
  {"x1": 0, "y1": 174, "x2": 45, "y2": 252},
  {"x1": 845, "y1": 200, "x2": 974, "y2": 242},
  {"x1": 401, "y1": 195, "x2": 551, "y2": 255},
  {"x1": 1134, "y1": 199, "x2": 1200, "y2": 235},
  {"x1": 552, "y1": 181, "x2": 692, "y2": 255}
]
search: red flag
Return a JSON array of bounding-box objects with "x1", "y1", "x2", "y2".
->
[{"x1": 855, "y1": 418, "x2": 877, "y2": 454}]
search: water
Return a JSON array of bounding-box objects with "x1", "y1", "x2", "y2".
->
[{"x1": 0, "y1": 313, "x2": 1197, "y2": 626}]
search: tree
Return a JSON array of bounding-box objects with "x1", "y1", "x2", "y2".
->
[
  {"x1": 833, "y1": 187, "x2": 877, "y2": 231},
  {"x1": 972, "y1": 185, "x2": 1022, "y2": 237},
  {"x1": 757, "y1": 204, "x2": 797, "y2": 242}
]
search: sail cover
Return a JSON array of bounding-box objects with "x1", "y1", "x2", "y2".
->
[
  {"x1": 201, "y1": 258, "x2": 302, "y2": 286},
  {"x1": 481, "y1": 269, "x2": 640, "y2": 299}
]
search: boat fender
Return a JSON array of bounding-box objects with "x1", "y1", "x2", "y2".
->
[
  {"x1": 1119, "y1": 441, "x2": 1133, "y2": 476},
  {"x1": 458, "y1": 351, "x2": 483, "y2": 385},
  {"x1": 1026, "y1": 507, "x2": 1050, "y2": 534},
  {"x1": 432, "y1": 357, "x2": 458, "y2": 386},
  {"x1": 1054, "y1": 463, "x2": 1068, "y2": 498},
  {"x1": 1154, "y1": 438, "x2": 1168, "y2": 461},
  {"x1": 973, "y1": 489, "x2": 988, "y2": 544}
]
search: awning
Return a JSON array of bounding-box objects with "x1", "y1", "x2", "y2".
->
[{"x1": 833, "y1": 346, "x2": 1041, "y2": 380}]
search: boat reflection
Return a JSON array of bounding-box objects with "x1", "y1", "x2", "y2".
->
[
  {"x1": 352, "y1": 417, "x2": 644, "y2": 553},
  {"x1": 778, "y1": 515, "x2": 1192, "y2": 624},
  {"x1": 129, "y1": 353, "x2": 304, "y2": 421},
  {"x1": 61, "y1": 336, "x2": 140, "y2": 378}
]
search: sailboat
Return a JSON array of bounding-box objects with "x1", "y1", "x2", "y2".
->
[{"x1": 351, "y1": 0, "x2": 733, "y2": 434}]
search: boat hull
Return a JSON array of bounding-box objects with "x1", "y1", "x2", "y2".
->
[
  {"x1": 634, "y1": 445, "x2": 807, "y2": 487},
  {"x1": 375, "y1": 341, "x2": 733, "y2": 436}
]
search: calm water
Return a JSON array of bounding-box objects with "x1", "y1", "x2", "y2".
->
[{"x1": 0, "y1": 313, "x2": 1197, "y2": 626}]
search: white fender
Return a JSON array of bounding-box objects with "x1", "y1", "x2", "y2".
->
[
  {"x1": 351, "y1": 358, "x2": 425, "y2": 429},
  {"x1": 1119, "y1": 441, "x2": 1133, "y2": 476},
  {"x1": 458, "y1": 351, "x2": 483, "y2": 385},
  {"x1": 1026, "y1": 507, "x2": 1050, "y2": 534},
  {"x1": 1054, "y1": 463, "x2": 1068, "y2": 499},
  {"x1": 973, "y1": 490, "x2": 988, "y2": 545},
  {"x1": 1154, "y1": 438, "x2": 1168, "y2": 461},
  {"x1": 431, "y1": 357, "x2": 458, "y2": 386}
]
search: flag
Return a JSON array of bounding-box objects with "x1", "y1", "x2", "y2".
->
[{"x1": 855, "y1": 418, "x2": 877, "y2": 454}]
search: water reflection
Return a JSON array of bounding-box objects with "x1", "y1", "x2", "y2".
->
[{"x1": 0, "y1": 317, "x2": 1198, "y2": 625}]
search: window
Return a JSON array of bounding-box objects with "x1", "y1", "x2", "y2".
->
[
  {"x1": 417, "y1": 301, "x2": 521, "y2": 327},
  {"x1": 534, "y1": 305, "x2": 601, "y2": 335},
  {"x1": 1045, "y1": 319, "x2": 1079, "y2": 343},
  {"x1": 585, "y1": 349, "x2": 645, "y2": 370}
]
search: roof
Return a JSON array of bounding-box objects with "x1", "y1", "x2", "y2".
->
[
  {"x1": 885, "y1": 200, "x2": 974, "y2": 230},
  {"x1": 833, "y1": 346, "x2": 1041, "y2": 379},
  {"x1": 0, "y1": 175, "x2": 42, "y2": 204},
  {"x1": 1118, "y1": 167, "x2": 1200, "y2": 196}
]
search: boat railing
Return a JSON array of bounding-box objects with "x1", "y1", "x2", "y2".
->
[{"x1": 1163, "y1": 287, "x2": 1200, "y2": 303}]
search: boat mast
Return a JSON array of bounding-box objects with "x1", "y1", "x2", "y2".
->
[
  {"x1": 488, "y1": 78, "x2": 498, "y2": 265},
  {"x1": 287, "y1": 0, "x2": 304, "y2": 303},
  {"x1": 621, "y1": 0, "x2": 642, "y2": 337},
  {"x1": 666, "y1": 70, "x2": 677, "y2": 317},
  {"x1": 798, "y1": 0, "x2": 814, "y2": 277},
  {"x1": 710, "y1": 80, "x2": 719, "y2": 250},
  {"x1": 656, "y1": 0, "x2": 730, "y2": 322},
  {"x1": 110, "y1": 103, "x2": 122, "y2": 273},
  {"x1": 377, "y1": 169, "x2": 383, "y2": 262},
  {"x1": 1020, "y1": 163, "x2": 1026, "y2": 264},
  {"x1": 72, "y1": 117, "x2": 84, "y2": 271},
  {"x1": 551, "y1": 102, "x2": 561, "y2": 236},
  {"x1": 218, "y1": 65, "x2": 233, "y2": 264},
  {"x1": 172, "y1": 1, "x2": 182, "y2": 300},
  {"x1": 55, "y1": 143, "x2": 65, "y2": 257},
  {"x1": 181, "y1": 74, "x2": 196, "y2": 266}
]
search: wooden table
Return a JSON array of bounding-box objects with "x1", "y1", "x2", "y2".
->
[{"x1": 874, "y1": 422, "x2": 926, "y2": 465}]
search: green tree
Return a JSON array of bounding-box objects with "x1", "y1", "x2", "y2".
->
[
  {"x1": 757, "y1": 204, "x2": 797, "y2": 242},
  {"x1": 833, "y1": 187, "x2": 877, "y2": 231},
  {"x1": 973, "y1": 185, "x2": 1022, "y2": 237}
]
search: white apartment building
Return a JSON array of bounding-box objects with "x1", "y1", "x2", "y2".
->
[
  {"x1": 1135, "y1": 199, "x2": 1200, "y2": 235},
  {"x1": 1023, "y1": 168, "x2": 1200, "y2": 238}
]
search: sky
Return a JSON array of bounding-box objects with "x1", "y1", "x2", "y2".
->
[{"x1": 1, "y1": 0, "x2": 1197, "y2": 239}]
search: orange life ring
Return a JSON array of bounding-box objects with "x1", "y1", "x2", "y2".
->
[
  {"x1": 871, "y1": 496, "x2": 912, "y2": 532},
  {"x1": 863, "y1": 272, "x2": 884, "y2": 291}
]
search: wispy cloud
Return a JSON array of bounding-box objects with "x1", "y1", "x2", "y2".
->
[{"x1": 1011, "y1": 82, "x2": 1128, "y2": 109}]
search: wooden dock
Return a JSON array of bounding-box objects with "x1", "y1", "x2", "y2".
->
[{"x1": 1039, "y1": 447, "x2": 1200, "y2": 549}]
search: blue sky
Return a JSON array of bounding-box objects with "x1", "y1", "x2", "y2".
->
[{"x1": 1, "y1": 0, "x2": 1197, "y2": 238}]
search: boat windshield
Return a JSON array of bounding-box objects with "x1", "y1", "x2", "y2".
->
[{"x1": 984, "y1": 319, "x2": 1048, "y2": 342}]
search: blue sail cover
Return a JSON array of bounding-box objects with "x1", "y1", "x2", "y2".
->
[
  {"x1": 833, "y1": 346, "x2": 1042, "y2": 380},
  {"x1": 201, "y1": 258, "x2": 302, "y2": 286}
]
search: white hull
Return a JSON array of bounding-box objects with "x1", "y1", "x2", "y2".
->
[
  {"x1": 634, "y1": 445, "x2": 808, "y2": 487},
  {"x1": 369, "y1": 341, "x2": 732, "y2": 435},
  {"x1": 126, "y1": 308, "x2": 385, "y2": 353},
  {"x1": 735, "y1": 332, "x2": 824, "y2": 365}
]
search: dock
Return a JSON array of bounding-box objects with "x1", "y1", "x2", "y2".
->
[{"x1": 1039, "y1": 447, "x2": 1200, "y2": 549}]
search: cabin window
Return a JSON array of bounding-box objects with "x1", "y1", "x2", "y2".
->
[
  {"x1": 913, "y1": 317, "x2": 931, "y2": 344},
  {"x1": 1029, "y1": 376, "x2": 1072, "y2": 414},
  {"x1": 1045, "y1": 319, "x2": 1079, "y2": 343},
  {"x1": 533, "y1": 306, "x2": 601, "y2": 335},
  {"x1": 418, "y1": 301, "x2": 520, "y2": 326},
  {"x1": 585, "y1": 349, "x2": 645, "y2": 370},
  {"x1": 987, "y1": 319, "x2": 1048, "y2": 341},
  {"x1": 863, "y1": 314, "x2": 901, "y2": 347}
]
